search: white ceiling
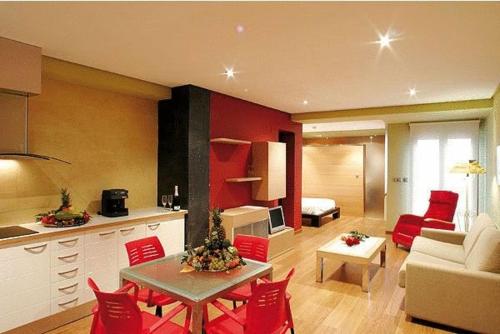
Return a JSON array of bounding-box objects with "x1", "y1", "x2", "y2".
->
[
  {"x1": 0, "y1": 2, "x2": 499, "y2": 113},
  {"x1": 303, "y1": 120, "x2": 386, "y2": 133}
]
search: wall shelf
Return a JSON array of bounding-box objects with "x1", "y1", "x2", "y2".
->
[
  {"x1": 211, "y1": 137, "x2": 251, "y2": 145},
  {"x1": 226, "y1": 177, "x2": 262, "y2": 183}
]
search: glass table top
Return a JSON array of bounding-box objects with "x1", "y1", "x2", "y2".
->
[{"x1": 120, "y1": 253, "x2": 272, "y2": 303}]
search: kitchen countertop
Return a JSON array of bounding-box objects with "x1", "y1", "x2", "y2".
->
[{"x1": 0, "y1": 207, "x2": 187, "y2": 248}]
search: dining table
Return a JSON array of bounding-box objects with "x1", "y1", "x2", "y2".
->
[{"x1": 120, "y1": 253, "x2": 273, "y2": 334}]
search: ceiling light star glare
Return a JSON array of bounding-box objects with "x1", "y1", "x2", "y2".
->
[
  {"x1": 224, "y1": 67, "x2": 235, "y2": 79},
  {"x1": 377, "y1": 33, "x2": 393, "y2": 48},
  {"x1": 409, "y1": 88, "x2": 417, "y2": 96}
]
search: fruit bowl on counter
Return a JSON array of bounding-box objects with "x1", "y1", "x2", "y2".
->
[{"x1": 36, "y1": 188, "x2": 91, "y2": 228}]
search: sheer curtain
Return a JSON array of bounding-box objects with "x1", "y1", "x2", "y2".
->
[{"x1": 410, "y1": 121, "x2": 480, "y2": 230}]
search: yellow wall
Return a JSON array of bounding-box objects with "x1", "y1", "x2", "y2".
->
[
  {"x1": 0, "y1": 76, "x2": 159, "y2": 226},
  {"x1": 385, "y1": 123, "x2": 411, "y2": 231}
]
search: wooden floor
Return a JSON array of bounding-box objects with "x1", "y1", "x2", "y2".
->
[{"x1": 47, "y1": 216, "x2": 456, "y2": 334}]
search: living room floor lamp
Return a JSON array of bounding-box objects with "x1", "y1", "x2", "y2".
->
[{"x1": 450, "y1": 160, "x2": 486, "y2": 232}]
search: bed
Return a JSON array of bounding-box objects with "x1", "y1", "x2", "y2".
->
[{"x1": 301, "y1": 197, "x2": 340, "y2": 227}]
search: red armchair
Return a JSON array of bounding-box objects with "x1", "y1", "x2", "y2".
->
[{"x1": 392, "y1": 190, "x2": 459, "y2": 248}]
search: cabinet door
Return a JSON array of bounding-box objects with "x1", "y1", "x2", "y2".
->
[
  {"x1": 0, "y1": 241, "x2": 51, "y2": 332},
  {"x1": 145, "y1": 219, "x2": 184, "y2": 256},
  {"x1": 84, "y1": 229, "x2": 118, "y2": 299},
  {"x1": 117, "y1": 224, "x2": 146, "y2": 269}
]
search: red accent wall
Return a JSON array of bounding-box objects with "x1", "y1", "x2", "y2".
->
[{"x1": 209, "y1": 92, "x2": 303, "y2": 231}]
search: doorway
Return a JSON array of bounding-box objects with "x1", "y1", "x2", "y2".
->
[{"x1": 278, "y1": 131, "x2": 295, "y2": 228}]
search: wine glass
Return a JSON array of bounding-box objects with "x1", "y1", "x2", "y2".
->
[
  {"x1": 167, "y1": 194, "x2": 173, "y2": 211},
  {"x1": 161, "y1": 195, "x2": 168, "y2": 209}
]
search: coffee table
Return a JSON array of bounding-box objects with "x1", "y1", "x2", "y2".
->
[{"x1": 316, "y1": 234, "x2": 386, "y2": 292}]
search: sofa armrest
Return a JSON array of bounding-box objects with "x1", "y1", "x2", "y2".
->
[
  {"x1": 405, "y1": 262, "x2": 500, "y2": 333},
  {"x1": 420, "y1": 228, "x2": 466, "y2": 245}
]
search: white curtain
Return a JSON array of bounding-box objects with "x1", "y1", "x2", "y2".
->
[{"x1": 410, "y1": 121, "x2": 480, "y2": 230}]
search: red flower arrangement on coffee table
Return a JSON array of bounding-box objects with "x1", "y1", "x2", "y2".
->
[{"x1": 341, "y1": 230, "x2": 370, "y2": 247}]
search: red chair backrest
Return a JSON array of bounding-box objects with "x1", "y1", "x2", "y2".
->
[
  {"x1": 423, "y1": 190, "x2": 459, "y2": 222},
  {"x1": 125, "y1": 236, "x2": 165, "y2": 266},
  {"x1": 233, "y1": 234, "x2": 269, "y2": 262},
  {"x1": 245, "y1": 268, "x2": 294, "y2": 334},
  {"x1": 88, "y1": 278, "x2": 143, "y2": 334}
]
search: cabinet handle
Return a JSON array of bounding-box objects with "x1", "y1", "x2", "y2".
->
[
  {"x1": 58, "y1": 253, "x2": 79, "y2": 260},
  {"x1": 58, "y1": 282, "x2": 79, "y2": 291},
  {"x1": 58, "y1": 238, "x2": 79, "y2": 245},
  {"x1": 58, "y1": 297, "x2": 79, "y2": 306},
  {"x1": 147, "y1": 223, "x2": 160, "y2": 230},
  {"x1": 58, "y1": 268, "x2": 79, "y2": 276},
  {"x1": 120, "y1": 227, "x2": 135, "y2": 233},
  {"x1": 99, "y1": 231, "x2": 116, "y2": 236},
  {"x1": 24, "y1": 244, "x2": 48, "y2": 252}
]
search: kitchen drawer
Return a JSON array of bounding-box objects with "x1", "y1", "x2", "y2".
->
[
  {"x1": 51, "y1": 247, "x2": 84, "y2": 267},
  {"x1": 145, "y1": 219, "x2": 185, "y2": 256},
  {"x1": 51, "y1": 275, "x2": 84, "y2": 299},
  {"x1": 0, "y1": 284, "x2": 50, "y2": 315},
  {"x1": 0, "y1": 301, "x2": 50, "y2": 333},
  {"x1": 0, "y1": 240, "x2": 50, "y2": 263},
  {"x1": 85, "y1": 229, "x2": 117, "y2": 247},
  {"x1": 51, "y1": 262, "x2": 83, "y2": 283},
  {"x1": 51, "y1": 235, "x2": 84, "y2": 252},
  {"x1": 51, "y1": 290, "x2": 85, "y2": 314}
]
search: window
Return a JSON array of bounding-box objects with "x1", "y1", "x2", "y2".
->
[{"x1": 410, "y1": 121, "x2": 479, "y2": 230}]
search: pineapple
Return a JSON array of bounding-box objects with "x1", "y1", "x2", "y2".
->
[
  {"x1": 59, "y1": 188, "x2": 72, "y2": 212},
  {"x1": 210, "y1": 207, "x2": 226, "y2": 242}
]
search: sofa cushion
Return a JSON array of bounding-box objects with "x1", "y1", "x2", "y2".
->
[
  {"x1": 463, "y1": 213, "x2": 494, "y2": 256},
  {"x1": 398, "y1": 251, "x2": 465, "y2": 288},
  {"x1": 465, "y1": 226, "x2": 500, "y2": 273},
  {"x1": 412, "y1": 236, "x2": 466, "y2": 264}
]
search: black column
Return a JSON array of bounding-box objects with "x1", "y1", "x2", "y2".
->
[{"x1": 158, "y1": 85, "x2": 210, "y2": 247}]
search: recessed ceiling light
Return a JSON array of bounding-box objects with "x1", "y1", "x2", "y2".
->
[
  {"x1": 244, "y1": 88, "x2": 248, "y2": 92},
  {"x1": 377, "y1": 33, "x2": 393, "y2": 48},
  {"x1": 236, "y1": 25, "x2": 245, "y2": 33},
  {"x1": 223, "y1": 67, "x2": 235, "y2": 79},
  {"x1": 303, "y1": 100, "x2": 309, "y2": 105},
  {"x1": 408, "y1": 88, "x2": 417, "y2": 96}
]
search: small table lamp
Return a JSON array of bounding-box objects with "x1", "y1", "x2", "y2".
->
[{"x1": 450, "y1": 160, "x2": 486, "y2": 232}]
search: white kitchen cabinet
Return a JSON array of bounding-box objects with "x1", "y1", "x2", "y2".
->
[
  {"x1": 0, "y1": 240, "x2": 51, "y2": 333},
  {"x1": 117, "y1": 224, "x2": 146, "y2": 270},
  {"x1": 0, "y1": 212, "x2": 187, "y2": 332},
  {"x1": 84, "y1": 229, "x2": 118, "y2": 301},
  {"x1": 145, "y1": 219, "x2": 185, "y2": 256}
]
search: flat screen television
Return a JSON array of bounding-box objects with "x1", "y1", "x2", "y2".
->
[{"x1": 268, "y1": 206, "x2": 286, "y2": 234}]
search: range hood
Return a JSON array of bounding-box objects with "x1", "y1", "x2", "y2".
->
[
  {"x1": 0, "y1": 36, "x2": 70, "y2": 164},
  {"x1": 0, "y1": 92, "x2": 71, "y2": 164}
]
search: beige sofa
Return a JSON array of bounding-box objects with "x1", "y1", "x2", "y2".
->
[{"x1": 398, "y1": 214, "x2": 500, "y2": 333}]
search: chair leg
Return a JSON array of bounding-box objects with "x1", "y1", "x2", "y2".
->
[
  {"x1": 155, "y1": 305, "x2": 162, "y2": 317},
  {"x1": 232, "y1": 300, "x2": 237, "y2": 309}
]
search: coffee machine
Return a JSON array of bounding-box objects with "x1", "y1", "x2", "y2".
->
[{"x1": 101, "y1": 189, "x2": 129, "y2": 217}]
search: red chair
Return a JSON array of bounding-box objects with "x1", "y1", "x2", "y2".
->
[
  {"x1": 205, "y1": 268, "x2": 295, "y2": 334},
  {"x1": 222, "y1": 235, "x2": 270, "y2": 308},
  {"x1": 220, "y1": 235, "x2": 295, "y2": 334},
  {"x1": 392, "y1": 190, "x2": 459, "y2": 248},
  {"x1": 88, "y1": 278, "x2": 191, "y2": 334},
  {"x1": 125, "y1": 236, "x2": 178, "y2": 317}
]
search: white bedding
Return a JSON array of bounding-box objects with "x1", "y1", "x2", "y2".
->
[{"x1": 302, "y1": 197, "x2": 336, "y2": 216}]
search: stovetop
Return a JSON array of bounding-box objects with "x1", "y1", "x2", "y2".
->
[{"x1": 0, "y1": 226, "x2": 39, "y2": 239}]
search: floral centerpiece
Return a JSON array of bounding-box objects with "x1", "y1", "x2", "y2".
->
[
  {"x1": 182, "y1": 208, "x2": 246, "y2": 272},
  {"x1": 36, "y1": 188, "x2": 91, "y2": 228},
  {"x1": 341, "y1": 230, "x2": 370, "y2": 247}
]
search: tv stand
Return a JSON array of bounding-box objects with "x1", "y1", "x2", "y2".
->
[{"x1": 221, "y1": 205, "x2": 295, "y2": 260}]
